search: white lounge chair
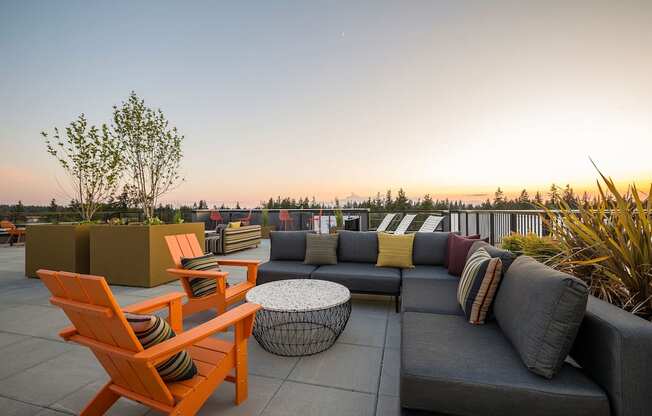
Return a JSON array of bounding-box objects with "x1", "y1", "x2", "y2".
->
[
  {"x1": 375, "y1": 213, "x2": 397, "y2": 232},
  {"x1": 418, "y1": 215, "x2": 444, "y2": 232},
  {"x1": 392, "y1": 214, "x2": 417, "y2": 235}
]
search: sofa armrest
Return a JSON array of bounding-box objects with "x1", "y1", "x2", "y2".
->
[{"x1": 571, "y1": 296, "x2": 652, "y2": 416}]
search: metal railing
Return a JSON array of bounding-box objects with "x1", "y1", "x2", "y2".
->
[
  {"x1": 191, "y1": 208, "x2": 371, "y2": 232},
  {"x1": 450, "y1": 210, "x2": 546, "y2": 245}
]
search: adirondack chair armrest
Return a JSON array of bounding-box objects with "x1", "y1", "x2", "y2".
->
[
  {"x1": 214, "y1": 259, "x2": 260, "y2": 284},
  {"x1": 217, "y1": 259, "x2": 260, "y2": 266},
  {"x1": 122, "y1": 292, "x2": 186, "y2": 314},
  {"x1": 166, "y1": 268, "x2": 229, "y2": 280},
  {"x1": 135, "y1": 302, "x2": 261, "y2": 364}
]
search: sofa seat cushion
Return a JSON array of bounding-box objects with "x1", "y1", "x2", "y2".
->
[
  {"x1": 311, "y1": 262, "x2": 400, "y2": 294},
  {"x1": 401, "y1": 266, "x2": 463, "y2": 316},
  {"x1": 257, "y1": 261, "x2": 317, "y2": 285},
  {"x1": 401, "y1": 312, "x2": 609, "y2": 416}
]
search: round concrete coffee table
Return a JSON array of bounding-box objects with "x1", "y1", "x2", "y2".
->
[{"x1": 245, "y1": 279, "x2": 351, "y2": 356}]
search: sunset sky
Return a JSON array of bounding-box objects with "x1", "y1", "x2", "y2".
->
[{"x1": 1, "y1": 1, "x2": 651, "y2": 207}]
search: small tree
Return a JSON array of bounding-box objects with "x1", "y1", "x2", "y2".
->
[
  {"x1": 112, "y1": 92, "x2": 184, "y2": 220},
  {"x1": 42, "y1": 114, "x2": 122, "y2": 221},
  {"x1": 335, "y1": 208, "x2": 344, "y2": 228}
]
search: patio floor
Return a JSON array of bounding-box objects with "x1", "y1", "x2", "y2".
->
[{"x1": 0, "y1": 240, "x2": 401, "y2": 416}]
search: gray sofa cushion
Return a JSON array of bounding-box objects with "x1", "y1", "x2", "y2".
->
[
  {"x1": 304, "y1": 233, "x2": 338, "y2": 265},
  {"x1": 571, "y1": 296, "x2": 652, "y2": 416},
  {"x1": 401, "y1": 312, "x2": 609, "y2": 416},
  {"x1": 310, "y1": 262, "x2": 400, "y2": 294},
  {"x1": 256, "y1": 260, "x2": 317, "y2": 285},
  {"x1": 411, "y1": 232, "x2": 449, "y2": 266},
  {"x1": 401, "y1": 266, "x2": 463, "y2": 315},
  {"x1": 337, "y1": 230, "x2": 378, "y2": 263},
  {"x1": 494, "y1": 256, "x2": 589, "y2": 379},
  {"x1": 269, "y1": 231, "x2": 309, "y2": 261},
  {"x1": 467, "y1": 240, "x2": 517, "y2": 273}
]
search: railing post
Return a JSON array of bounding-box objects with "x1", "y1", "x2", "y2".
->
[
  {"x1": 476, "y1": 212, "x2": 480, "y2": 235},
  {"x1": 489, "y1": 212, "x2": 495, "y2": 245}
]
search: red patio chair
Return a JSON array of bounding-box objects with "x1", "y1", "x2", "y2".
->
[
  {"x1": 278, "y1": 209, "x2": 293, "y2": 231},
  {"x1": 209, "y1": 211, "x2": 222, "y2": 228}
]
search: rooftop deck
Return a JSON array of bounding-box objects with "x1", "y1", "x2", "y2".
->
[{"x1": 0, "y1": 241, "x2": 400, "y2": 416}]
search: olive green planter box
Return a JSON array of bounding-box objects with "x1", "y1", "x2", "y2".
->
[
  {"x1": 90, "y1": 223, "x2": 205, "y2": 287},
  {"x1": 25, "y1": 224, "x2": 91, "y2": 278}
]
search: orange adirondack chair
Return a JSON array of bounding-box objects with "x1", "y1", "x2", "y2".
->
[
  {"x1": 37, "y1": 269, "x2": 261, "y2": 416},
  {"x1": 1, "y1": 220, "x2": 25, "y2": 245},
  {"x1": 165, "y1": 233, "x2": 259, "y2": 317}
]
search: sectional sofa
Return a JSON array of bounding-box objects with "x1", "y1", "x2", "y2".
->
[{"x1": 256, "y1": 230, "x2": 652, "y2": 416}]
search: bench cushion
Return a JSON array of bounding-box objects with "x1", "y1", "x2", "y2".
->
[
  {"x1": 401, "y1": 312, "x2": 609, "y2": 416},
  {"x1": 311, "y1": 262, "x2": 400, "y2": 294},
  {"x1": 411, "y1": 232, "x2": 448, "y2": 266},
  {"x1": 337, "y1": 231, "x2": 378, "y2": 263},
  {"x1": 257, "y1": 261, "x2": 317, "y2": 285},
  {"x1": 401, "y1": 266, "x2": 463, "y2": 316}
]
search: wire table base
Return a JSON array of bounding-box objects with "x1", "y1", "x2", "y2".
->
[{"x1": 252, "y1": 300, "x2": 352, "y2": 357}]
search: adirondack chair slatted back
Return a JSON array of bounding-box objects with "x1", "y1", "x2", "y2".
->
[
  {"x1": 165, "y1": 234, "x2": 204, "y2": 268},
  {"x1": 165, "y1": 234, "x2": 205, "y2": 297},
  {"x1": 1, "y1": 220, "x2": 16, "y2": 230},
  {"x1": 38, "y1": 270, "x2": 175, "y2": 406}
]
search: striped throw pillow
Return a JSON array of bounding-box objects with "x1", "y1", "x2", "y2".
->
[
  {"x1": 124, "y1": 313, "x2": 197, "y2": 382},
  {"x1": 181, "y1": 253, "x2": 224, "y2": 297},
  {"x1": 457, "y1": 248, "x2": 503, "y2": 324}
]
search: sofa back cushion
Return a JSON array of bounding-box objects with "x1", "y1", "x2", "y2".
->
[
  {"x1": 338, "y1": 230, "x2": 378, "y2": 263},
  {"x1": 467, "y1": 240, "x2": 517, "y2": 273},
  {"x1": 270, "y1": 231, "x2": 309, "y2": 261},
  {"x1": 494, "y1": 255, "x2": 589, "y2": 379},
  {"x1": 412, "y1": 232, "x2": 449, "y2": 266}
]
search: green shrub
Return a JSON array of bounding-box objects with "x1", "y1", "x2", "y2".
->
[
  {"x1": 541, "y1": 165, "x2": 652, "y2": 319},
  {"x1": 501, "y1": 233, "x2": 562, "y2": 265}
]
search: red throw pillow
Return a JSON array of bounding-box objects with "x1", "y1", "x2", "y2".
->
[
  {"x1": 447, "y1": 233, "x2": 482, "y2": 276},
  {"x1": 444, "y1": 233, "x2": 480, "y2": 268}
]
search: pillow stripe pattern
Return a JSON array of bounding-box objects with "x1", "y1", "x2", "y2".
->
[
  {"x1": 124, "y1": 313, "x2": 197, "y2": 382},
  {"x1": 376, "y1": 233, "x2": 415, "y2": 268},
  {"x1": 181, "y1": 253, "x2": 222, "y2": 297},
  {"x1": 457, "y1": 248, "x2": 503, "y2": 324},
  {"x1": 304, "y1": 233, "x2": 339, "y2": 265}
]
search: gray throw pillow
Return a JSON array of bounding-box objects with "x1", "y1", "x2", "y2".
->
[
  {"x1": 494, "y1": 256, "x2": 588, "y2": 379},
  {"x1": 304, "y1": 233, "x2": 339, "y2": 265}
]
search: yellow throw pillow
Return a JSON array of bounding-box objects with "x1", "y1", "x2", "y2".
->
[
  {"x1": 376, "y1": 233, "x2": 415, "y2": 268},
  {"x1": 229, "y1": 221, "x2": 241, "y2": 228}
]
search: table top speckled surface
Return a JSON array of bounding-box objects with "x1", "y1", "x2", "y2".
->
[{"x1": 246, "y1": 279, "x2": 351, "y2": 312}]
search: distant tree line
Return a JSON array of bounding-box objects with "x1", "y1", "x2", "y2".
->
[
  {"x1": 1, "y1": 183, "x2": 595, "y2": 222},
  {"x1": 260, "y1": 184, "x2": 594, "y2": 212}
]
